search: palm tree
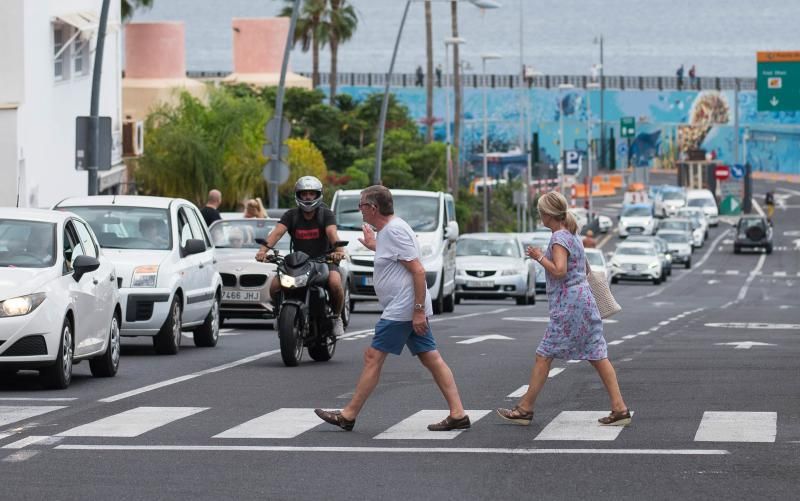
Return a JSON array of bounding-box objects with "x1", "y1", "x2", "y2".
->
[
  {"x1": 280, "y1": 0, "x2": 327, "y2": 88},
  {"x1": 424, "y1": 0, "x2": 434, "y2": 143},
  {"x1": 324, "y1": 0, "x2": 358, "y2": 104},
  {"x1": 121, "y1": 0, "x2": 153, "y2": 22},
  {"x1": 450, "y1": 1, "x2": 462, "y2": 197}
]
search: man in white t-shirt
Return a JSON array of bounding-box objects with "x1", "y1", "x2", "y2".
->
[{"x1": 315, "y1": 185, "x2": 470, "y2": 432}]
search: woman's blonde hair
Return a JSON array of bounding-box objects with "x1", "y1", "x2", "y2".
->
[
  {"x1": 537, "y1": 191, "x2": 578, "y2": 234},
  {"x1": 245, "y1": 197, "x2": 267, "y2": 218}
]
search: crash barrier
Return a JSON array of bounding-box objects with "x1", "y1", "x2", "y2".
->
[{"x1": 574, "y1": 182, "x2": 617, "y2": 198}]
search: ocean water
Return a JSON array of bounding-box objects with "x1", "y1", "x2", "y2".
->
[{"x1": 130, "y1": 0, "x2": 799, "y2": 77}]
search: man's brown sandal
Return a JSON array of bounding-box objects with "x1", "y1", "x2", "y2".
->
[
  {"x1": 598, "y1": 409, "x2": 632, "y2": 426},
  {"x1": 427, "y1": 414, "x2": 471, "y2": 431},
  {"x1": 314, "y1": 409, "x2": 355, "y2": 431},
  {"x1": 495, "y1": 406, "x2": 534, "y2": 425}
]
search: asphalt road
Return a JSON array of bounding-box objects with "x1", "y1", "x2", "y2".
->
[{"x1": 1, "y1": 177, "x2": 798, "y2": 501}]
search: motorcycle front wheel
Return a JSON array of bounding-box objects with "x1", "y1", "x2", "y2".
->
[{"x1": 278, "y1": 305, "x2": 304, "y2": 367}]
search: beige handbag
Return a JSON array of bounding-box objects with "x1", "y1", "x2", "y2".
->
[{"x1": 586, "y1": 260, "x2": 621, "y2": 319}]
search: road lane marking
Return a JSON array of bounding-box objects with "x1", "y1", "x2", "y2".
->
[
  {"x1": 736, "y1": 253, "x2": 766, "y2": 301},
  {"x1": 54, "y1": 444, "x2": 729, "y2": 455},
  {"x1": 608, "y1": 340, "x2": 624, "y2": 345},
  {"x1": 725, "y1": 270, "x2": 740, "y2": 275},
  {"x1": 0, "y1": 406, "x2": 66, "y2": 427},
  {"x1": 706, "y1": 322, "x2": 800, "y2": 329},
  {"x1": 430, "y1": 308, "x2": 511, "y2": 324},
  {"x1": 2, "y1": 435, "x2": 62, "y2": 449},
  {"x1": 534, "y1": 411, "x2": 634, "y2": 441},
  {"x1": 373, "y1": 410, "x2": 491, "y2": 440},
  {"x1": 702, "y1": 270, "x2": 715, "y2": 274},
  {"x1": 773, "y1": 271, "x2": 787, "y2": 277},
  {"x1": 2, "y1": 450, "x2": 39, "y2": 462},
  {"x1": 214, "y1": 408, "x2": 323, "y2": 439},
  {"x1": 694, "y1": 412, "x2": 776, "y2": 443},
  {"x1": 57, "y1": 407, "x2": 208, "y2": 437},
  {"x1": 0, "y1": 398, "x2": 77, "y2": 402}
]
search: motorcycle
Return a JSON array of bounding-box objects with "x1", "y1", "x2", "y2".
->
[{"x1": 260, "y1": 241, "x2": 347, "y2": 367}]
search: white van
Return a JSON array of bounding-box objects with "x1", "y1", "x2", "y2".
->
[
  {"x1": 685, "y1": 189, "x2": 719, "y2": 226},
  {"x1": 330, "y1": 189, "x2": 459, "y2": 314}
]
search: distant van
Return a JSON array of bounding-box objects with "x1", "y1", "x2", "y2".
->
[
  {"x1": 330, "y1": 189, "x2": 459, "y2": 314},
  {"x1": 685, "y1": 189, "x2": 719, "y2": 226}
]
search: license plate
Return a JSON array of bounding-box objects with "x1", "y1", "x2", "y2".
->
[
  {"x1": 360, "y1": 275, "x2": 373, "y2": 286},
  {"x1": 222, "y1": 290, "x2": 261, "y2": 302},
  {"x1": 467, "y1": 280, "x2": 492, "y2": 288}
]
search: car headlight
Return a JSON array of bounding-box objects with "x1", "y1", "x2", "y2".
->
[
  {"x1": 131, "y1": 265, "x2": 159, "y2": 288},
  {"x1": 0, "y1": 293, "x2": 46, "y2": 318},
  {"x1": 501, "y1": 269, "x2": 521, "y2": 276},
  {"x1": 610, "y1": 260, "x2": 621, "y2": 268},
  {"x1": 649, "y1": 262, "x2": 660, "y2": 269},
  {"x1": 420, "y1": 244, "x2": 435, "y2": 259},
  {"x1": 280, "y1": 274, "x2": 308, "y2": 288}
]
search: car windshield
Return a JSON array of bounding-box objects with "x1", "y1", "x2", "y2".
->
[
  {"x1": 335, "y1": 194, "x2": 439, "y2": 231},
  {"x1": 688, "y1": 198, "x2": 715, "y2": 208},
  {"x1": 616, "y1": 246, "x2": 655, "y2": 256},
  {"x1": 62, "y1": 206, "x2": 172, "y2": 250},
  {"x1": 658, "y1": 232, "x2": 688, "y2": 243},
  {"x1": 662, "y1": 191, "x2": 684, "y2": 200},
  {"x1": 520, "y1": 235, "x2": 551, "y2": 249},
  {"x1": 586, "y1": 251, "x2": 604, "y2": 266},
  {"x1": 739, "y1": 218, "x2": 765, "y2": 230},
  {"x1": 0, "y1": 220, "x2": 57, "y2": 268},
  {"x1": 210, "y1": 219, "x2": 290, "y2": 251},
  {"x1": 660, "y1": 220, "x2": 690, "y2": 231},
  {"x1": 622, "y1": 206, "x2": 651, "y2": 217},
  {"x1": 457, "y1": 238, "x2": 520, "y2": 257}
]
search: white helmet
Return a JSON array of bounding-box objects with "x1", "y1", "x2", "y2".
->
[{"x1": 294, "y1": 176, "x2": 323, "y2": 213}]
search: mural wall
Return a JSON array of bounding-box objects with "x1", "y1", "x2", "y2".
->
[{"x1": 334, "y1": 85, "x2": 800, "y2": 177}]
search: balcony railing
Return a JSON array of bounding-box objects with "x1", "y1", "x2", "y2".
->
[{"x1": 186, "y1": 70, "x2": 756, "y2": 91}]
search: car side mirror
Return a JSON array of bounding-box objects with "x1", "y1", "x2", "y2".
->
[
  {"x1": 183, "y1": 238, "x2": 206, "y2": 256},
  {"x1": 444, "y1": 221, "x2": 459, "y2": 242},
  {"x1": 73, "y1": 255, "x2": 100, "y2": 282}
]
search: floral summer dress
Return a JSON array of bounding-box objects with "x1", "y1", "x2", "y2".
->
[{"x1": 536, "y1": 230, "x2": 607, "y2": 360}]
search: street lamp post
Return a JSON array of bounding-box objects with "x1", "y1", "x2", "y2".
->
[
  {"x1": 557, "y1": 83, "x2": 574, "y2": 194},
  {"x1": 586, "y1": 82, "x2": 600, "y2": 224},
  {"x1": 481, "y1": 53, "x2": 502, "y2": 232},
  {"x1": 444, "y1": 37, "x2": 466, "y2": 194},
  {"x1": 593, "y1": 35, "x2": 604, "y2": 168}
]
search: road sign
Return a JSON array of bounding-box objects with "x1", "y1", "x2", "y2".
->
[
  {"x1": 620, "y1": 116, "x2": 636, "y2": 138},
  {"x1": 757, "y1": 51, "x2": 800, "y2": 111},
  {"x1": 75, "y1": 116, "x2": 112, "y2": 171},
  {"x1": 714, "y1": 165, "x2": 730, "y2": 181},
  {"x1": 730, "y1": 163, "x2": 745, "y2": 179},
  {"x1": 719, "y1": 194, "x2": 741, "y2": 215},
  {"x1": 262, "y1": 143, "x2": 290, "y2": 162},
  {"x1": 265, "y1": 117, "x2": 291, "y2": 142},
  {"x1": 262, "y1": 159, "x2": 290, "y2": 184},
  {"x1": 714, "y1": 341, "x2": 777, "y2": 350},
  {"x1": 564, "y1": 150, "x2": 582, "y2": 175},
  {"x1": 617, "y1": 143, "x2": 628, "y2": 156}
]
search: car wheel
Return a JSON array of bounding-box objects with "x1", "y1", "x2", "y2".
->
[
  {"x1": 733, "y1": 245, "x2": 741, "y2": 254},
  {"x1": 516, "y1": 295, "x2": 527, "y2": 305},
  {"x1": 341, "y1": 283, "x2": 351, "y2": 327},
  {"x1": 661, "y1": 269, "x2": 668, "y2": 282},
  {"x1": 454, "y1": 295, "x2": 461, "y2": 305},
  {"x1": 193, "y1": 294, "x2": 220, "y2": 348},
  {"x1": 90, "y1": 312, "x2": 121, "y2": 377},
  {"x1": 685, "y1": 258, "x2": 692, "y2": 269},
  {"x1": 432, "y1": 274, "x2": 445, "y2": 315},
  {"x1": 41, "y1": 318, "x2": 73, "y2": 390},
  {"x1": 766, "y1": 245, "x2": 773, "y2": 255},
  {"x1": 154, "y1": 296, "x2": 182, "y2": 355},
  {"x1": 443, "y1": 287, "x2": 455, "y2": 313},
  {"x1": 653, "y1": 276, "x2": 661, "y2": 285},
  {"x1": 611, "y1": 277, "x2": 619, "y2": 284}
]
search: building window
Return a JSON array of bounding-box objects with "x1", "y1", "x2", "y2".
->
[
  {"x1": 53, "y1": 25, "x2": 68, "y2": 80},
  {"x1": 73, "y1": 37, "x2": 89, "y2": 76}
]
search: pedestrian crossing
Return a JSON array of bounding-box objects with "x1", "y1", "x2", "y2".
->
[{"x1": 0, "y1": 405, "x2": 791, "y2": 445}]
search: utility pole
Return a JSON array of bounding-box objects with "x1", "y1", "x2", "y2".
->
[{"x1": 87, "y1": 0, "x2": 111, "y2": 196}]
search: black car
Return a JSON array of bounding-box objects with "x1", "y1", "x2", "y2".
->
[{"x1": 733, "y1": 216, "x2": 773, "y2": 254}]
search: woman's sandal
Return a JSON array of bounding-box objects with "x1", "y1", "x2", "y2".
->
[
  {"x1": 598, "y1": 409, "x2": 632, "y2": 426},
  {"x1": 496, "y1": 406, "x2": 534, "y2": 426}
]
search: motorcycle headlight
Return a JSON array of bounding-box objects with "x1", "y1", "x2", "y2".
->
[
  {"x1": 420, "y1": 244, "x2": 435, "y2": 259},
  {"x1": 501, "y1": 269, "x2": 521, "y2": 276},
  {"x1": 280, "y1": 274, "x2": 308, "y2": 288},
  {"x1": 0, "y1": 293, "x2": 46, "y2": 318},
  {"x1": 131, "y1": 265, "x2": 158, "y2": 288}
]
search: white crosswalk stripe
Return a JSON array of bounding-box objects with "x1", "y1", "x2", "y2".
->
[
  {"x1": 534, "y1": 411, "x2": 633, "y2": 441},
  {"x1": 694, "y1": 411, "x2": 777, "y2": 443},
  {"x1": 373, "y1": 410, "x2": 491, "y2": 440},
  {"x1": 57, "y1": 407, "x2": 208, "y2": 437},
  {"x1": 214, "y1": 408, "x2": 322, "y2": 439},
  {"x1": 0, "y1": 405, "x2": 65, "y2": 427}
]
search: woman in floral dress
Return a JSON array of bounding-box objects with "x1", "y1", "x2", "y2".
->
[{"x1": 496, "y1": 192, "x2": 631, "y2": 426}]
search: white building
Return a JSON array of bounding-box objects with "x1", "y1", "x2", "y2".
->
[{"x1": 0, "y1": 0, "x2": 124, "y2": 209}]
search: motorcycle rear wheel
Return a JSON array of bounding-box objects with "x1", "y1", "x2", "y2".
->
[
  {"x1": 308, "y1": 333, "x2": 336, "y2": 362},
  {"x1": 278, "y1": 306, "x2": 304, "y2": 367}
]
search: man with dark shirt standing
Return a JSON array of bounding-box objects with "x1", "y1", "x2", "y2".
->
[
  {"x1": 200, "y1": 189, "x2": 222, "y2": 227},
  {"x1": 255, "y1": 176, "x2": 347, "y2": 336}
]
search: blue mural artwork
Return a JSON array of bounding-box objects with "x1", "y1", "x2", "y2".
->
[{"x1": 331, "y1": 85, "x2": 800, "y2": 175}]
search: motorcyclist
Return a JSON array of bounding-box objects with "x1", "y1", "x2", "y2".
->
[
  {"x1": 256, "y1": 176, "x2": 347, "y2": 336},
  {"x1": 764, "y1": 190, "x2": 775, "y2": 224}
]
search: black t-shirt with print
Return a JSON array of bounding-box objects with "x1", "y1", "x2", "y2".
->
[{"x1": 279, "y1": 207, "x2": 337, "y2": 258}]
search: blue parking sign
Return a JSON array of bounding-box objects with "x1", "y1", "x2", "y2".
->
[{"x1": 730, "y1": 164, "x2": 745, "y2": 179}]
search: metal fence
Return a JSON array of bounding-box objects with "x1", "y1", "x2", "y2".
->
[{"x1": 187, "y1": 70, "x2": 756, "y2": 91}]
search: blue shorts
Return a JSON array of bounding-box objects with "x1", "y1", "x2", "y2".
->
[{"x1": 371, "y1": 318, "x2": 437, "y2": 356}]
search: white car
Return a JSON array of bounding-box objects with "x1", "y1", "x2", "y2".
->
[
  {"x1": 686, "y1": 189, "x2": 719, "y2": 226},
  {"x1": 677, "y1": 207, "x2": 709, "y2": 239},
  {"x1": 657, "y1": 229, "x2": 693, "y2": 268},
  {"x1": 54, "y1": 196, "x2": 222, "y2": 355},
  {"x1": 585, "y1": 248, "x2": 611, "y2": 284},
  {"x1": 571, "y1": 208, "x2": 613, "y2": 234},
  {"x1": 656, "y1": 188, "x2": 686, "y2": 218},
  {"x1": 659, "y1": 217, "x2": 703, "y2": 248},
  {"x1": 517, "y1": 230, "x2": 551, "y2": 293},
  {"x1": 618, "y1": 204, "x2": 657, "y2": 237},
  {"x1": 608, "y1": 242, "x2": 663, "y2": 285},
  {"x1": 0, "y1": 209, "x2": 121, "y2": 389},
  {"x1": 455, "y1": 233, "x2": 536, "y2": 305}
]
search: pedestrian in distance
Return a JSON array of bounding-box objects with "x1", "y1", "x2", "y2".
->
[
  {"x1": 582, "y1": 229, "x2": 597, "y2": 248},
  {"x1": 415, "y1": 65, "x2": 424, "y2": 87},
  {"x1": 676, "y1": 64, "x2": 685, "y2": 90},
  {"x1": 435, "y1": 64, "x2": 443, "y2": 87},
  {"x1": 765, "y1": 190, "x2": 775, "y2": 224},
  {"x1": 200, "y1": 189, "x2": 222, "y2": 227},
  {"x1": 315, "y1": 185, "x2": 470, "y2": 432},
  {"x1": 688, "y1": 64, "x2": 697, "y2": 88},
  {"x1": 244, "y1": 197, "x2": 267, "y2": 218},
  {"x1": 496, "y1": 191, "x2": 631, "y2": 427}
]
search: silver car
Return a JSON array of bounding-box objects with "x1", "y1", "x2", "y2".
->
[
  {"x1": 517, "y1": 229, "x2": 551, "y2": 293},
  {"x1": 656, "y1": 229, "x2": 693, "y2": 268},
  {"x1": 455, "y1": 233, "x2": 536, "y2": 305}
]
